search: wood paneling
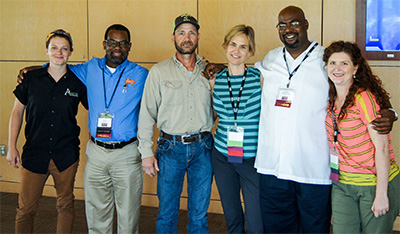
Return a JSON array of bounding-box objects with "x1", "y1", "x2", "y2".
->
[
  {"x1": 322, "y1": 0, "x2": 356, "y2": 45},
  {"x1": 0, "y1": 0, "x2": 88, "y2": 62},
  {"x1": 87, "y1": 0, "x2": 197, "y2": 63},
  {"x1": 198, "y1": 0, "x2": 322, "y2": 63}
]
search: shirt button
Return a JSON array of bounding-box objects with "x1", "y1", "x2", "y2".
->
[
  {"x1": 50, "y1": 124, "x2": 54, "y2": 127},
  {"x1": 51, "y1": 110, "x2": 55, "y2": 113},
  {"x1": 49, "y1": 151, "x2": 52, "y2": 154},
  {"x1": 50, "y1": 138, "x2": 53, "y2": 141}
]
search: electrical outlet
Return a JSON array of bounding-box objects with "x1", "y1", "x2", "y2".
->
[{"x1": 0, "y1": 145, "x2": 6, "y2": 156}]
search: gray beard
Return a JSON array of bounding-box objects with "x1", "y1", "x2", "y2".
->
[{"x1": 175, "y1": 41, "x2": 197, "y2": 55}]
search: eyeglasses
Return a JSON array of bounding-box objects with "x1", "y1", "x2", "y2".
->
[
  {"x1": 276, "y1": 21, "x2": 303, "y2": 31},
  {"x1": 105, "y1": 39, "x2": 130, "y2": 49}
]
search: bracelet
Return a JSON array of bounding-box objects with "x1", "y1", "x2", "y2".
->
[{"x1": 388, "y1": 108, "x2": 398, "y2": 121}]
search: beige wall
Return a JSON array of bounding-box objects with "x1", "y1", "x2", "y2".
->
[{"x1": 1, "y1": 0, "x2": 399, "y2": 215}]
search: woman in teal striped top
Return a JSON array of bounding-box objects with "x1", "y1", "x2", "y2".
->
[{"x1": 210, "y1": 24, "x2": 264, "y2": 233}]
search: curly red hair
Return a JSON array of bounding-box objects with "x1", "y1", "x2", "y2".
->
[{"x1": 323, "y1": 41, "x2": 391, "y2": 121}]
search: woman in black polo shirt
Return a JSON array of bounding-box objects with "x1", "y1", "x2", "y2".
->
[{"x1": 6, "y1": 29, "x2": 87, "y2": 233}]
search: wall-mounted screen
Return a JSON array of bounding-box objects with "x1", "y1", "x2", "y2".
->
[{"x1": 356, "y1": 0, "x2": 400, "y2": 60}]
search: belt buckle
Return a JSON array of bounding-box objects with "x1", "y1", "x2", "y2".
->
[{"x1": 181, "y1": 134, "x2": 192, "y2": 144}]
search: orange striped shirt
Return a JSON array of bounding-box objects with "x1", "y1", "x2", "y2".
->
[{"x1": 326, "y1": 90, "x2": 399, "y2": 185}]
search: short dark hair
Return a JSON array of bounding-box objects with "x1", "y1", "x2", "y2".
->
[
  {"x1": 46, "y1": 29, "x2": 73, "y2": 51},
  {"x1": 104, "y1": 24, "x2": 131, "y2": 42}
]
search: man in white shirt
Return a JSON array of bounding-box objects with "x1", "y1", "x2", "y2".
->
[{"x1": 255, "y1": 5, "x2": 395, "y2": 233}]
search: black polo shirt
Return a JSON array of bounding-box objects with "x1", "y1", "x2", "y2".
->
[{"x1": 13, "y1": 66, "x2": 88, "y2": 174}]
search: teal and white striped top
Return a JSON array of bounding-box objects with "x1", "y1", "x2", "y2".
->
[{"x1": 212, "y1": 67, "x2": 262, "y2": 159}]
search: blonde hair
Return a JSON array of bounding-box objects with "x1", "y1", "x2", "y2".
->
[{"x1": 222, "y1": 24, "x2": 255, "y2": 56}]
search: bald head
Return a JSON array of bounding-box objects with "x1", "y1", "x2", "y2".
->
[
  {"x1": 277, "y1": 6, "x2": 310, "y2": 58},
  {"x1": 278, "y1": 6, "x2": 306, "y2": 21}
]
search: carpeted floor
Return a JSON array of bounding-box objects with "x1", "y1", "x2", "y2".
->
[
  {"x1": 0, "y1": 192, "x2": 226, "y2": 233},
  {"x1": 2, "y1": 192, "x2": 399, "y2": 234}
]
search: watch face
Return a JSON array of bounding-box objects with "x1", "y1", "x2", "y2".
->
[{"x1": 389, "y1": 108, "x2": 398, "y2": 121}]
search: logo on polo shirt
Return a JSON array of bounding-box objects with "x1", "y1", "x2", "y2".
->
[
  {"x1": 64, "y1": 88, "x2": 78, "y2": 97},
  {"x1": 125, "y1": 78, "x2": 136, "y2": 85}
]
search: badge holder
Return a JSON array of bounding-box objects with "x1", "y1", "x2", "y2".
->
[
  {"x1": 329, "y1": 145, "x2": 339, "y2": 182},
  {"x1": 275, "y1": 87, "x2": 295, "y2": 108},
  {"x1": 96, "y1": 111, "x2": 114, "y2": 138},
  {"x1": 227, "y1": 124, "x2": 244, "y2": 164}
]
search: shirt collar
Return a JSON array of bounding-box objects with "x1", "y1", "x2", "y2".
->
[
  {"x1": 41, "y1": 64, "x2": 73, "y2": 81},
  {"x1": 172, "y1": 53, "x2": 203, "y2": 67},
  {"x1": 100, "y1": 55, "x2": 129, "y2": 72}
]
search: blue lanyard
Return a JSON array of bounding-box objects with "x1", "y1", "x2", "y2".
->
[
  {"x1": 283, "y1": 42, "x2": 318, "y2": 88},
  {"x1": 102, "y1": 67, "x2": 126, "y2": 112}
]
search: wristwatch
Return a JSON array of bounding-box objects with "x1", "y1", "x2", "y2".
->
[{"x1": 389, "y1": 108, "x2": 398, "y2": 121}]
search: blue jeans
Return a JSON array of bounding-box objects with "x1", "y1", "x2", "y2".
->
[{"x1": 156, "y1": 133, "x2": 213, "y2": 234}]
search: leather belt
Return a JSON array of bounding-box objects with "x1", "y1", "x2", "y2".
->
[
  {"x1": 90, "y1": 136, "x2": 137, "y2": 149},
  {"x1": 160, "y1": 131, "x2": 210, "y2": 144}
]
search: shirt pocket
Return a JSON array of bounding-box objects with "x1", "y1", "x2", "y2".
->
[
  {"x1": 160, "y1": 81, "x2": 183, "y2": 106},
  {"x1": 197, "y1": 79, "x2": 212, "y2": 105}
]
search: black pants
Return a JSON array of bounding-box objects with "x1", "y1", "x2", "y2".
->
[
  {"x1": 211, "y1": 147, "x2": 264, "y2": 233},
  {"x1": 259, "y1": 174, "x2": 332, "y2": 233}
]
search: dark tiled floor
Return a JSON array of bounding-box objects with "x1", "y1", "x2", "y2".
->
[{"x1": 0, "y1": 192, "x2": 226, "y2": 233}]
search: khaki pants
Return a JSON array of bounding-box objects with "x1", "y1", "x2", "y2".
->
[
  {"x1": 15, "y1": 160, "x2": 78, "y2": 234},
  {"x1": 84, "y1": 140, "x2": 143, "y2": 234},
  {"x1": 332, "y1": 174, "x2": 400, "y2": 234}
]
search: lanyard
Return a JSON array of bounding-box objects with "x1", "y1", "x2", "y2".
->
[
  {"x1": 102, "y1": 67, "x2": 126, "y2": 112},
  {"x1": 283, "y1": 42, "x2": 318, "y2": 88},
  {"x1": 331, "y1": 105, "x2": 340, "y2": 144},
  {"x1": 226, "y1": 68, "x2": 247, "y2": 124}
]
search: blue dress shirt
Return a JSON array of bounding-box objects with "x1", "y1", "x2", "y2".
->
[{"x1": 70, "y1": 56, "x2": 148, "y2": 142}]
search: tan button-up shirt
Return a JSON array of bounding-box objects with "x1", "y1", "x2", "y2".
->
[{"x1": 138, "y1": 53, "x2": 214, "y2": 158}]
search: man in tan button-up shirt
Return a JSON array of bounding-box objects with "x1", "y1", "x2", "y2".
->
[{"x1": 137, "y1": 14, "x2": 214, "y2": 233}]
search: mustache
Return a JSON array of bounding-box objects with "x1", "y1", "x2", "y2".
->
[
  {"x1": 283, "y1": 32, "x2": 298, "y2": 37},
  {"x1": 180, "y1": 41, "x2": 194, "y2": 46},
  {"x1": 111, "y1": 50, "x2": 122, "y2": 54}
]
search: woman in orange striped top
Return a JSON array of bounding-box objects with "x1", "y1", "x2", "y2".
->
[{"x1": 323, "y1": 41, "x2": 399, "y2": 234}]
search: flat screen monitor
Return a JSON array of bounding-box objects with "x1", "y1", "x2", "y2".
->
[{"x1": 356, "y1": 0, "x2": 400, "y2": 60}]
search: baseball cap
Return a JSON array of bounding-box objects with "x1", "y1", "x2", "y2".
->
[{"x1": 173, "y1": 13, "x2": 200, "y2": 33}]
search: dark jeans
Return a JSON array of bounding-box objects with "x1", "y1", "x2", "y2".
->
[
  {"x1": 211, "y1": 147, "x2": 263, "y2": 233},
  {"x1": 259, "y1": 174, "x2": 331, "y2": 233},
  {"x1": 156, "y1": 134, "x2": 213, "y2": 234}
]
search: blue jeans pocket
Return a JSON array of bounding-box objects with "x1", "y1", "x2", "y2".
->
[
  {"x1": 156, "y1": 138, "x2": 173, "y2": 153},
  {"x1": 201, "y1": 134, "x2": 213, "y2": 150}
]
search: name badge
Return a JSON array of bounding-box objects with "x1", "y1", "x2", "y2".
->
[
  {"x1": 96, "y1": 112, "x2": 114, "y2": 138},
  {"x1": 275, "y1": 87, "x2": 295, "y2": 108},
  {"x1": 227, "y1": 125, "x2": 244, "y2": 164},
  {"x1": 330, "y1": 147, "x2": 340, "y2": 182}
]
